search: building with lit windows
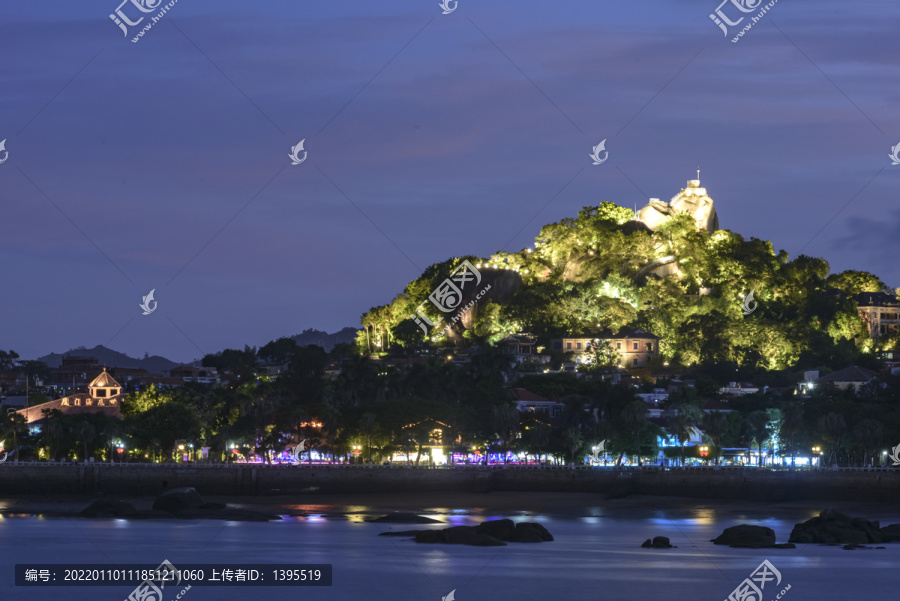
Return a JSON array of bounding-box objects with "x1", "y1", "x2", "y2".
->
[
  {"x1": 551, "y1": 328, "x2": 661, "y2": 368},
  {"x1": 856, "y1": 292, "x2": 900, "y2": 340},
  {"x1": 17, "y1": 368, "x2": 124, "y2": 424}
]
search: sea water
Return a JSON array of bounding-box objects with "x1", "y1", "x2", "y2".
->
[{"x1": 2, "y1": 504, "x2": 899, "y2": 601}]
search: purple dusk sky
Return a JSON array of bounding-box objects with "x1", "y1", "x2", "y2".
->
[{"x1": 1, "y1": 0, "x2": 898, "y2": 363}]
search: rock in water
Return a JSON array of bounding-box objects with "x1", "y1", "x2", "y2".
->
[
  {"x1": 387, "y1": 520, "x2": 551, "y2": 546},
  {"x1": 789, "y1": 510, "x2": 883, "y2": 544},
  {"x1": 651, "y1": 536, "x2": 673, "y2": 548},
  {"x1": 367, "y1": 513, "x2": 442, "y2": 524},
  {"x1": 413, "y1": 527, "x2": 506, "y2": 546},
  {"x1": 152, "y1": 487, "x2": 204, "y2": 515},
  {"x1": 712, "y1": 525, "x2": 776, "y2": 548},
  {"x1": 512, "y1": 523, "x2": 554, "y2": 542},
  {"x1": 81, "y1": 499, "x2": 137, "y2": 518},
  {"x1": 880, "y1": 524, "x2": 900, "y2": 542},
  {"x1": 476, "y1": 519, "x2": 515, "y2": 541},
  {"x1": 641, "y1": 539, "x2": 652, "y2": 548}
]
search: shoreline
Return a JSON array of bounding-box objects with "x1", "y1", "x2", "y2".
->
[{"x1": 2, "y1": 491, "x2": 899, "y2": 523}]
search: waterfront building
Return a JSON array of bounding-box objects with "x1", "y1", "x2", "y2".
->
[{"x1": 17, "y1": 368, "x2": 124, "y2": 424}]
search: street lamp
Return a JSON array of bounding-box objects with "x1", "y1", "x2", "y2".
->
[{"x1": 812, "y1": 446, "x2": 821, "y2": 469}]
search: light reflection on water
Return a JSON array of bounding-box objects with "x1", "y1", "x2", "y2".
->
[{"x1": 1, "y1": 510, "x2": 899, "y2": 601}]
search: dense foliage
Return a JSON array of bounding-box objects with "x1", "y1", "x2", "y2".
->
[{"x1": 359, "y1": 202, "x2": 897, "y2": 371}]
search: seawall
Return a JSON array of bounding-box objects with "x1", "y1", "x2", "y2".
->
[{"x1": 2, "y1": 464, "x2": 900, "y2": 503}]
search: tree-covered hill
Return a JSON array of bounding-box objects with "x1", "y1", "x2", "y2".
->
[{"x1": 360, "y1": 201, "x2": 897, "y2": 371}]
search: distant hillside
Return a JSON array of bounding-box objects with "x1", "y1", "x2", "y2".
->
[
  {"x1": 38, "y1": 345, "x2": 179, "y2": 375},
  {"x1": 290, "y1": 327, "x2": 359, "y2": 351}
]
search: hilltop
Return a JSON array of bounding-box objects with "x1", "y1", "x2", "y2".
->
[{"x1": 358, "y1": 179, "x2": 897, "y2": 372}]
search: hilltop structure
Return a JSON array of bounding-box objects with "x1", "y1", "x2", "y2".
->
[{"x1": 636, "y1": 176, "x2": 719, "y2": 232}]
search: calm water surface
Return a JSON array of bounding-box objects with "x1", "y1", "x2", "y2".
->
[{"x1": 2, "y1": 502, "x2": 899, "y2": 601}]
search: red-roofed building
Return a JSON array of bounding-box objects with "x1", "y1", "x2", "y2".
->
[{"x1": 508, "y1": 388, "x2": 565, "y2": 420}]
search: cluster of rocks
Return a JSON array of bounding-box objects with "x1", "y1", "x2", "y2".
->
[
  {"x1": 711, "y1": 524, "x2": 795, "y2": 549},
  {"x1": 81, "y1": 487, "x2": 281, "y2": 521},
  {"x1": 379, "y1": 518, "x2": 553, "y2": 547},
  {"x1": 641, "y1": 536, "x2": 675, "y2": 548},
  {"x1": 788, "y1": 509, "x2": 900, "y2": 545},
  {"x1": 707, "y1": 509, "x2": 900, "y2": 550}
]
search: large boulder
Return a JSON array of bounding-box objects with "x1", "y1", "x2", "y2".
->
[
  {"x1": 512, "y1": 523, "x2": 554, "y2": 543},
  {"x1": 81, "y1": 499, "x2": 137, "y2": 518},
  {"x1": 789, "y1": 510, "x2": 883, "y2": 544},
  {"x1": 367, "y1": 513, "x2": 442, "y2": 524},
  {"x1": 174, "y1": 507, "x2": 281, "y2": 522},
  {"x1": 152, "y1": 487, "x2": 204, "y2": 515},
  {"x1": 712, "y1": 525, "x2": 776, "y2": 548},
  {"x1": 476, "y1": 519, "x2": 516, "y2": 541},
  {"x1": 880, "y1": 524, "x2": 900, "y2": 542},
  {"x1": 413, "y1": 526, "x2": 506, "y2": 546},
  {"x1": 385, "y1": 520, "x2": 552, "y2": 546}
]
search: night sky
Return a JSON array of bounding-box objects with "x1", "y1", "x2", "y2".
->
[{"x1": 2, "y1": 0, "x2": 898, "y2": 363}]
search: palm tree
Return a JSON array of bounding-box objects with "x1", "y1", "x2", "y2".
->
[
  {"x1": 620, "y1": 400, "x2": 649, "y2": 466},
  {"x1": 818, "y1": 412, "x2": 846, "y2": 467},
  {"x1": 746, "y1": 410, "x2": 771, "y2": 467},
  {"x1": 77, "y1": 419, "x2": 96, "y2": 462},
  {"x1": 779, "y1": 403, "x2": 804, "y2": 468},
  {"x1": 701, "y1": 411, "x2": 727, "y2": 466},
  {"x1": 562, "y1": 427, "x2": 583, "y2": 465},
  {"x1": 360, "y1": 412, "x2": 377, "y2": 464},
  {"x1": 524, "y1": 418, "x2": 551, "y2": 464},
  {"x1": 1, "y1": 412, "x2": 25, "y2": 460},
  {"x1": 853, "y1": 418, "x2": 883, "y2": 467},
  {"x1": 669, "y1": 413, "x2": 694, "y2": 466},
  {"x1": 491, "y1": 403, "x2": 519, "y2": 463}
]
